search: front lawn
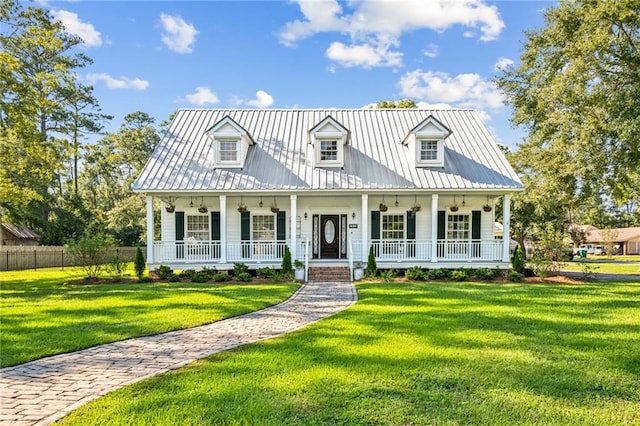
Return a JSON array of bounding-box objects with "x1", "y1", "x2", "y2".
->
[
  {"x1": 0, "y1": 267, "x2": 299, "y2": 367},
  {"x1": 562, "y1": 259, "x2": 640, "y2": 275},
  {"x1": 59, "y1": 281, "x2": 640, "y2": 425}
]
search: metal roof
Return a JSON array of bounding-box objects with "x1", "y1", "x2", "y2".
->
[{"x1": 133, "y1": 109, "x2": 523, "y2": 193}]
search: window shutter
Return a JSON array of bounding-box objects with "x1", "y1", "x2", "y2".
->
[
  {"x1": 175, "y1": 212, "x2": 184, "y2": 241},
  {"x1": 371, "y1": 210, "x2": 380, "y2": 240},
  {"x1": 437, "y1": 210, "x2": 446, "y2": 240},
  {"x1": 277, "y1": 211, "x2": 286, "y2": 241},
  {"x1": 211, "y1": 211, "x2": 220, "y2": 241},
  {"x1": 406, "y1": 211, "x2": 416, "y2": 240},
  {"x1": 472, "y1": 210, "x2": 481, "y2": 240},
  {"x1": 241, "y1": 211, "x2": 250, "y2": 241}
]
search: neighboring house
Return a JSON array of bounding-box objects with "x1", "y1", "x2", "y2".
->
[
  {"x1": 1, "y1": 223, "x2": 40, "y2": 246},
  {"x1": 133, "y1": 109, "x2": 523, "y2": 275},
  {"x1": 580, "y1": 226, "x2": 640, "y2": 255}
]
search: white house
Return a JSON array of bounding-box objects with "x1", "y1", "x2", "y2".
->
[{"x1": 133, "y1": 109, "x2": 523, "y2": 277}]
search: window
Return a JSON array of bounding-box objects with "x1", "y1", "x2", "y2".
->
[
  {"x1": 382, "y1": 215, "x2": 404, "y2": 240},
  {"x1": 420, "y1": 140, "x2": 439, "y2": 161},
  {"x1": 187, "y1": 215, "x2": 209, "y2": 241},
  {"x1": 218, "y1": 139, "x2": 238, "y2": 162},
  {"x1": 447, "y1": 214, "x2": 469, "y2": 240},
  {"x1": 252, "y1": 215, "x2": 275, "y2": 241},
  {"x1": 319, "y1": 140, "x2": 338, "y2": 161}
]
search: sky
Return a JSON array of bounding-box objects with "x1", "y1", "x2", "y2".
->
[{"x1": 39, "y1": 0, "x2": 555, "y2": 149}]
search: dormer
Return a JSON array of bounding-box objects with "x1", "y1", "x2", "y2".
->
[
  {"x1": 403, "y1": 115, "x2": 451, "y2": 168},
  {"x1": 308, "y1": 115, "x2": 350, "y2": 167},
  {"x1": 206, "y1": 116, "x2": 254, "y2": 168}
]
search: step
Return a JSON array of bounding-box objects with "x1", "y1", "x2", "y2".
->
[{"x1": 307, "y1": 267, "x2": 352, "y2": 282}]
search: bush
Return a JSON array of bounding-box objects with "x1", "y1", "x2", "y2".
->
[
  {"x1": 474, "y1": 268, "x2": 495, "y2": 280},
  {"x1": 191, "y1": 272, "x2": 210, "y2": 283},
  {"x1": 213, "y1": 273, "x2": 232, "y2": 282},
  {"x1": 105, "y1": 251, "x2": 125, "y2": 279},
  {"x1": 451, "y1": 269, "x2": 468, "y2": 282},
  {"x1": 134, "y1": 246, "x2": 146, "y2": 280},
  {"x1": 425, "y1": 268, "x2": 449, "y2": 280},
  {"x1": 257, "y1": 267, "x2": 276, "y2": 279},
  {"x1": 178, "y1": 269, "x2": 196, "y2": 279},
  {"x1": 380, "y1": 269, "x2": 398, "y2": 282},
  {"x1": 512, "y1": 245, "x2": 525, "y2": 274},
  {"x1": 233, "y1": 263, "x2": 249, "y2": 277},
  {"x1": 281, "y1": 246, "x2": 292, "y2": 275},
  {"x1": 365, "y1": 245, "x2": 377, "y2": 278},
  {"x1": 405, "y1": 266, "x2": 424, "y2": 281},
  {"x1": 138, "y1": 276, "x2": 152, "y2": 283},
  {"x1": 507, "y1": 271, "x2": 524, "y2": 282},
  {"x1": 202, "y1": 266, "x2": 217, "y2": 279},
  {"x1": 167, "y1": 273, "x2": 180, "y2": 282},
  {"x1": 156, "y1": 265, "x2": 173, "y2": 280},
  {"x1": 236, "y1": 272, "x2": 252, "y2": 282},
  {"x1": 66, "y1": 235, "x2": 115, "y2": 279}
]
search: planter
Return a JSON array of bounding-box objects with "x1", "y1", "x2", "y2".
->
[
  {"x1": 198, "y1": 206, "x2": 208, "y2": 214},
  {"x1": 294, "y1": 268, "x2": 305, "y2": 281},
  {"x1": 450, "y1": 205, "x2": 459, "y2": 212},
  {"x1": 165, "y1": 205, "x2": 175, "y2": 213},
  {"x1": 483, "y1": 205, "x2": 492, "y2": 212},
  {"x1": 379, "y1": 203, "x2": 388, "y2": 212},
  {"x1": 237, "y1": 206, "x2": 247, "y2": 213},
  {"x1": 411, "y1": 206, "x2": 421, "y2": 212},
  {"x1": 353, "y1": 267, "x2": 364, "y2": 281},
  {"x1": 270, "y1": 207, "x2": 280, "y2": 213}
]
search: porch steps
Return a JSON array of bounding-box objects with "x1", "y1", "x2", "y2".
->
[{"x1": 307, "y1": 266, "x2": 351, "y2": 282}]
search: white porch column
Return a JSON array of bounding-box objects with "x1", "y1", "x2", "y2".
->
[
  {"x1": 219, "y1": 195, "x2": 227, "y2": 263},
  {"x1": 146, "y1": 195, "x2": 154, "y2": 265},
  {"x1": 290, "y1": 195, "x2": 297, "y2": 259},
  {"x1": 502, "y1": 194, "x2": 511, "y2": 263},
  {"x1": 431, "y1": 194, "x2": 439, "y2": 262},
  {"x1": 361, "y1": 194, "x2": 368, "y2": 261}
]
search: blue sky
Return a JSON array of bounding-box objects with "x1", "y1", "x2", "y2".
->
[{"x1": 42, "y1": 0, "x2": 555, "y2": 148}]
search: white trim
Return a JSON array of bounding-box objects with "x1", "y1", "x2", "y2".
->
[
  {"x1": 416, "y1": 139, "x2": 444, "y2": 167},
  {"x1": 314, "y1": 138, "x2": 343, "y2": 167},
  {"x1": 146, "y1": 196, "x2": 154, "y2": 264},
  {"x1": 361, "y1": 194, "x2": 368, "y2": 261},
  {"x1": 214, "y1": 138, "x2": 242, "y2": 168},
  {"x1": 290, "y1": 195, "x2": 297, "y2": 260},
  {"x1": 219, "y1": 195, "x2": 227, "y2": 263},
  {"x1": 502, "y1": 194, "x2": 511, "y2": 263},
  {"x1": 431, "y1": 194, "x2": 438, "y2": 262}
]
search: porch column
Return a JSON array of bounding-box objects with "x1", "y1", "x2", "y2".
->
[
  {"x1": 146, "y1": 195, "x2": 154, "y2": 264},
  {"x1": 502, "y1": 194, "x2": 511, "y2": 263},
  {"x1": 361, "y1": 194, "x2": 368, "y2": 261},
  {"x1": 431, "y1": 194, "x2": 438, "y2": 262},
  {"x1": 219, "y1": 195, "x2": 227, "y2": 263},
  {"x1": 290, "y1": 195, "x2": 297, "y2": 259}
]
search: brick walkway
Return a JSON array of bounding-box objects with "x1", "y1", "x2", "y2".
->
[{"x1": 0, "y1": 281, "x2": 357, "y2": 426}]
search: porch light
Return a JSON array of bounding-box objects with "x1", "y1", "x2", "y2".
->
[
  {"x1": 259, "y1": 196, "x2": 263, "y2": 208},
  {"x1": 395, "y1": 195, "x2": 399, "y2": 207},
  {"x1": 304, "y1": 212, "x2": 308, "y2": 220},
  {"x1": 352, "y1": 212, "x2": 356, "y2": 219}
]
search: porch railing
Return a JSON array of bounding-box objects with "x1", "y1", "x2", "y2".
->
[{"x1": 371, "y1": 239, "x2": 502, "y2": 262}]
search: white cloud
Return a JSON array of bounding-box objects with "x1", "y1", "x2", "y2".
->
[
  {"x1": 86, "y1": 73, "x2": 149, "y2": 90},
  {"x1": 178, "y1": 87, "x2": 219, "y2": 105},
  {"x1": 278, "y1": 0, "x2": 348, "y2": 47},
  {"x1": 246, "y1": 90, "x2": 274, "y2": 108},
  {"x1": 160, "y1": 13, "x2": 198, "y2": 54},
  {"x1": 51, "y1": 9, "x2": 102, "y2": 47},
  {"x1": 399, "y1": 69, "x2": 503, "y2": 111},
  {"x1": 326, "y1": 41, "x2": 402, "y2": 68},
  {"x1": 494, "y1": 57, "x2": 514, "y2": 72},
  {"x1": 423, "y1": 44, "x2": 439, "y2": 59}
]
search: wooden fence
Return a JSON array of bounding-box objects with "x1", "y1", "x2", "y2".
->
[{"x1": 0, "y1": 246, "x2": 141, "y2": 271}]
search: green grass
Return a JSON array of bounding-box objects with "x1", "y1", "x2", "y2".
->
[
  {"x1": 58, "y1": 281, "x2": 640, "y2": 425},
  {"x1": 0, "y1": 267, "x2": 299, "y2": 367},
  {"x1": 562, "y1": 259, "x2": 640, "y2": 275}
]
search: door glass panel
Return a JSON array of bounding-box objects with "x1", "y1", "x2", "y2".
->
[{"x1": 324, "y1": 220, "x2": 335, "y2": 244}]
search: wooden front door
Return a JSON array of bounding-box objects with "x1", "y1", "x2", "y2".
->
[{"x1": 320, "y1": 215, "x2": 340, "y2": 259}]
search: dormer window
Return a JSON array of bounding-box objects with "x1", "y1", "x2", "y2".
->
[
  {"x1": 309, "y1": 116, "x2": 349, "y2": 167},
  {"x1": 403, "y1": 115, "x2": 451, "y2": 168},
  {"x1": 207, "y1": 116, "x2": 254, "y2": 169}
]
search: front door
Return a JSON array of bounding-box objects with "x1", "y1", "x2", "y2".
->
[{"x1": 320, "y1": 215, "x2": 340, "y2": 259}]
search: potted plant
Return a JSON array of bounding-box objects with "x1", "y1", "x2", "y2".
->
[
  {"x1": 294, "y1": 259, "x2": 305, "y2": 281},
  {"x1": 379, "y1": 203, "x2": 388, "y2": 212},
  {"x1": 237, "y1": 197, "x2": 247, "y2": 213},
  {"x1": 165, "y1": 204, "x2": 175, "y2": 213},
  {"x1": 483, "y1": 204, "x2": 492, "y2": 212}
]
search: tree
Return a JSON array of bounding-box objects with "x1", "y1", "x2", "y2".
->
[
  {"x1": 495, "y1": 0, "x2": 640, "y2": 213},
  {"x1": 376, "y1": 99, "x2": 417, "y2": 108},
  {"x1": 66, "y1": 235, "x2": 114, "y2": 279},
  {"x1": 134, "y1": 245, "x2": 146, "y2": 280}
]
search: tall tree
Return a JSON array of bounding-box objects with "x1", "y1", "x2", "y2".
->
[
  {"x1": 376, "y1": 99, "x2": 417, "y2": 108},
  {"x1": 495, "y1": 0, "x2": 640, "y2": 210}
]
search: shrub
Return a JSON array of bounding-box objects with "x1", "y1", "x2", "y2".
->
[
  {"x1": 191, "y1": 272, "x2": 210, "y2": 283},
  {"x1": 105, "y1": 251, "x2": 125, "y2": 279},
  {"x1": 380, "y1": 269, "x2": 398, "y2": 282},
  {"x1": 236, "y1": 272, "x2": 252, "y2": 282},
  {"x1": 451, "y1": 269, "x2": 468, "y2": 282},
  {"x1": 405, "y1": 266, "x2": 424, "y2": 281},
  {"x1": 156, "y1": 265, "x2": 173, "y2": 280},
  {"x1": 474, "y1": 268, "x2": 495, "y2": 280},
  {"x1": 66, "y1": 235, "x2": 114, "y2": 279},
  {"x1": 257, "y1": 267, "x2": 276, "y2": 279},
  {"x1": 167, "y1": 273, "x2": 180, "y2": 282},
  {"x1": 530, "y1": 257, "x2": 558, "y2": 278},
  {"x1": 294, "y1": 259, "x2": 304, "y2": 269},
  {"x1": 425, "y1": 268, "x2": 449, "y2": 280},
  {"x1": 134, "y1": 246, "x2": 146, "y2": 280},
  {"x1": 178, "y1": 269, "x2": 196, "y2": 279},
  {"x1": 233, "y1": 263, "x2": 249, "y2": 277},
  {"x1": 213, "y1": 273, "x2": 232, "y2": 282},
  {"x1": 507, "y1": 271, "x2": 524, "y2": 282},
  {"x1": 138, "y1": 276, "x2": 152, "y2": 283},
  {"x1": 281, "y1": 246, "x2": 292, "y2": 275},
  {"x1": 512, "y1": 245, "x2": 525, "y2": 274},
  {"x1": 202, "y1": 266, "x2": 217, "y2": 279},
  {"x1": 365, "y1": 246, "x2": 378, "y2": 278}
]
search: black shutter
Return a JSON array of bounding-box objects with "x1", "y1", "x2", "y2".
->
[
  {"x1": 277, "y1": 211, "x2": 286, "y2": 241},
  {"x1": 175, "y1": 212, "x2": 184, "y2": 241},
  {"x1": 406, "y1": 211, "x2": 416, "y2": 240},
  {"x1": 241, "y1": 211, "x2": 250, "y2": 241},
  {"x1": 211, "y1": 211, "x2": 220, "y2": 241},
  {"x1": 472, "y1": 210, "x2": 481, "y2": 240},
  {"x1": 371, "y1": 210, "x2": 380, "y2": 240},
  {"x1": 437, "y1": 210, "x2": 446, "y2": 240}
]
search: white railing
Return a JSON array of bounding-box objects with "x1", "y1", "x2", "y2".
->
[
  {"x1": 227, "y1": 241, "x2": 287, "y2": 262},
  {"x1": 372, "y1": 239, "x2": 502, "y2": 262},
  {"x1": 153, "y1": 241, "x2": 221, "y2": 263}
]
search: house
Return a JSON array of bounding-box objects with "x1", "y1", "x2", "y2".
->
[
  {"x1": 578, "y1": 225, "x2": 640, "y2": 255},
  {"x1": 1, "y1": 223, "x2": 40, "y2": 246},
  {"x1": 133, "y1": 109, "x2": 523, "y2": 277}
]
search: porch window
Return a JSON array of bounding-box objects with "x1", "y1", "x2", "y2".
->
[
  {"x1": 419, "y1": 140, "x2": 439, "y2": 161},
  {"x1": 319, "y1": 140, "x2": 338, "y2": 161},
  {"x1": 252, "y1": 215, "x2": 275, "y2": 241},
  {"x1": 186, "y1": 215, "x2": 209, "y2": 241},
  {"x1": 382, "y1": 214, "x2": 404, "y2": 239},
  {"x1": 218, "y1": 139, "x2": 238, "y2": 162},
  {"x1": 447, "y1": 214, "x2": 469, "y2": 240}
]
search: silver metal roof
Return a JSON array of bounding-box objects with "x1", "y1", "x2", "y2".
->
[{"x1": 133, "y1": 109, "x2": 523, "y2": 193}]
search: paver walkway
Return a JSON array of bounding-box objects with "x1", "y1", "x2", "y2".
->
[{"x1": 0, "y1": 281, "x2": 357, "y2": 426}]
